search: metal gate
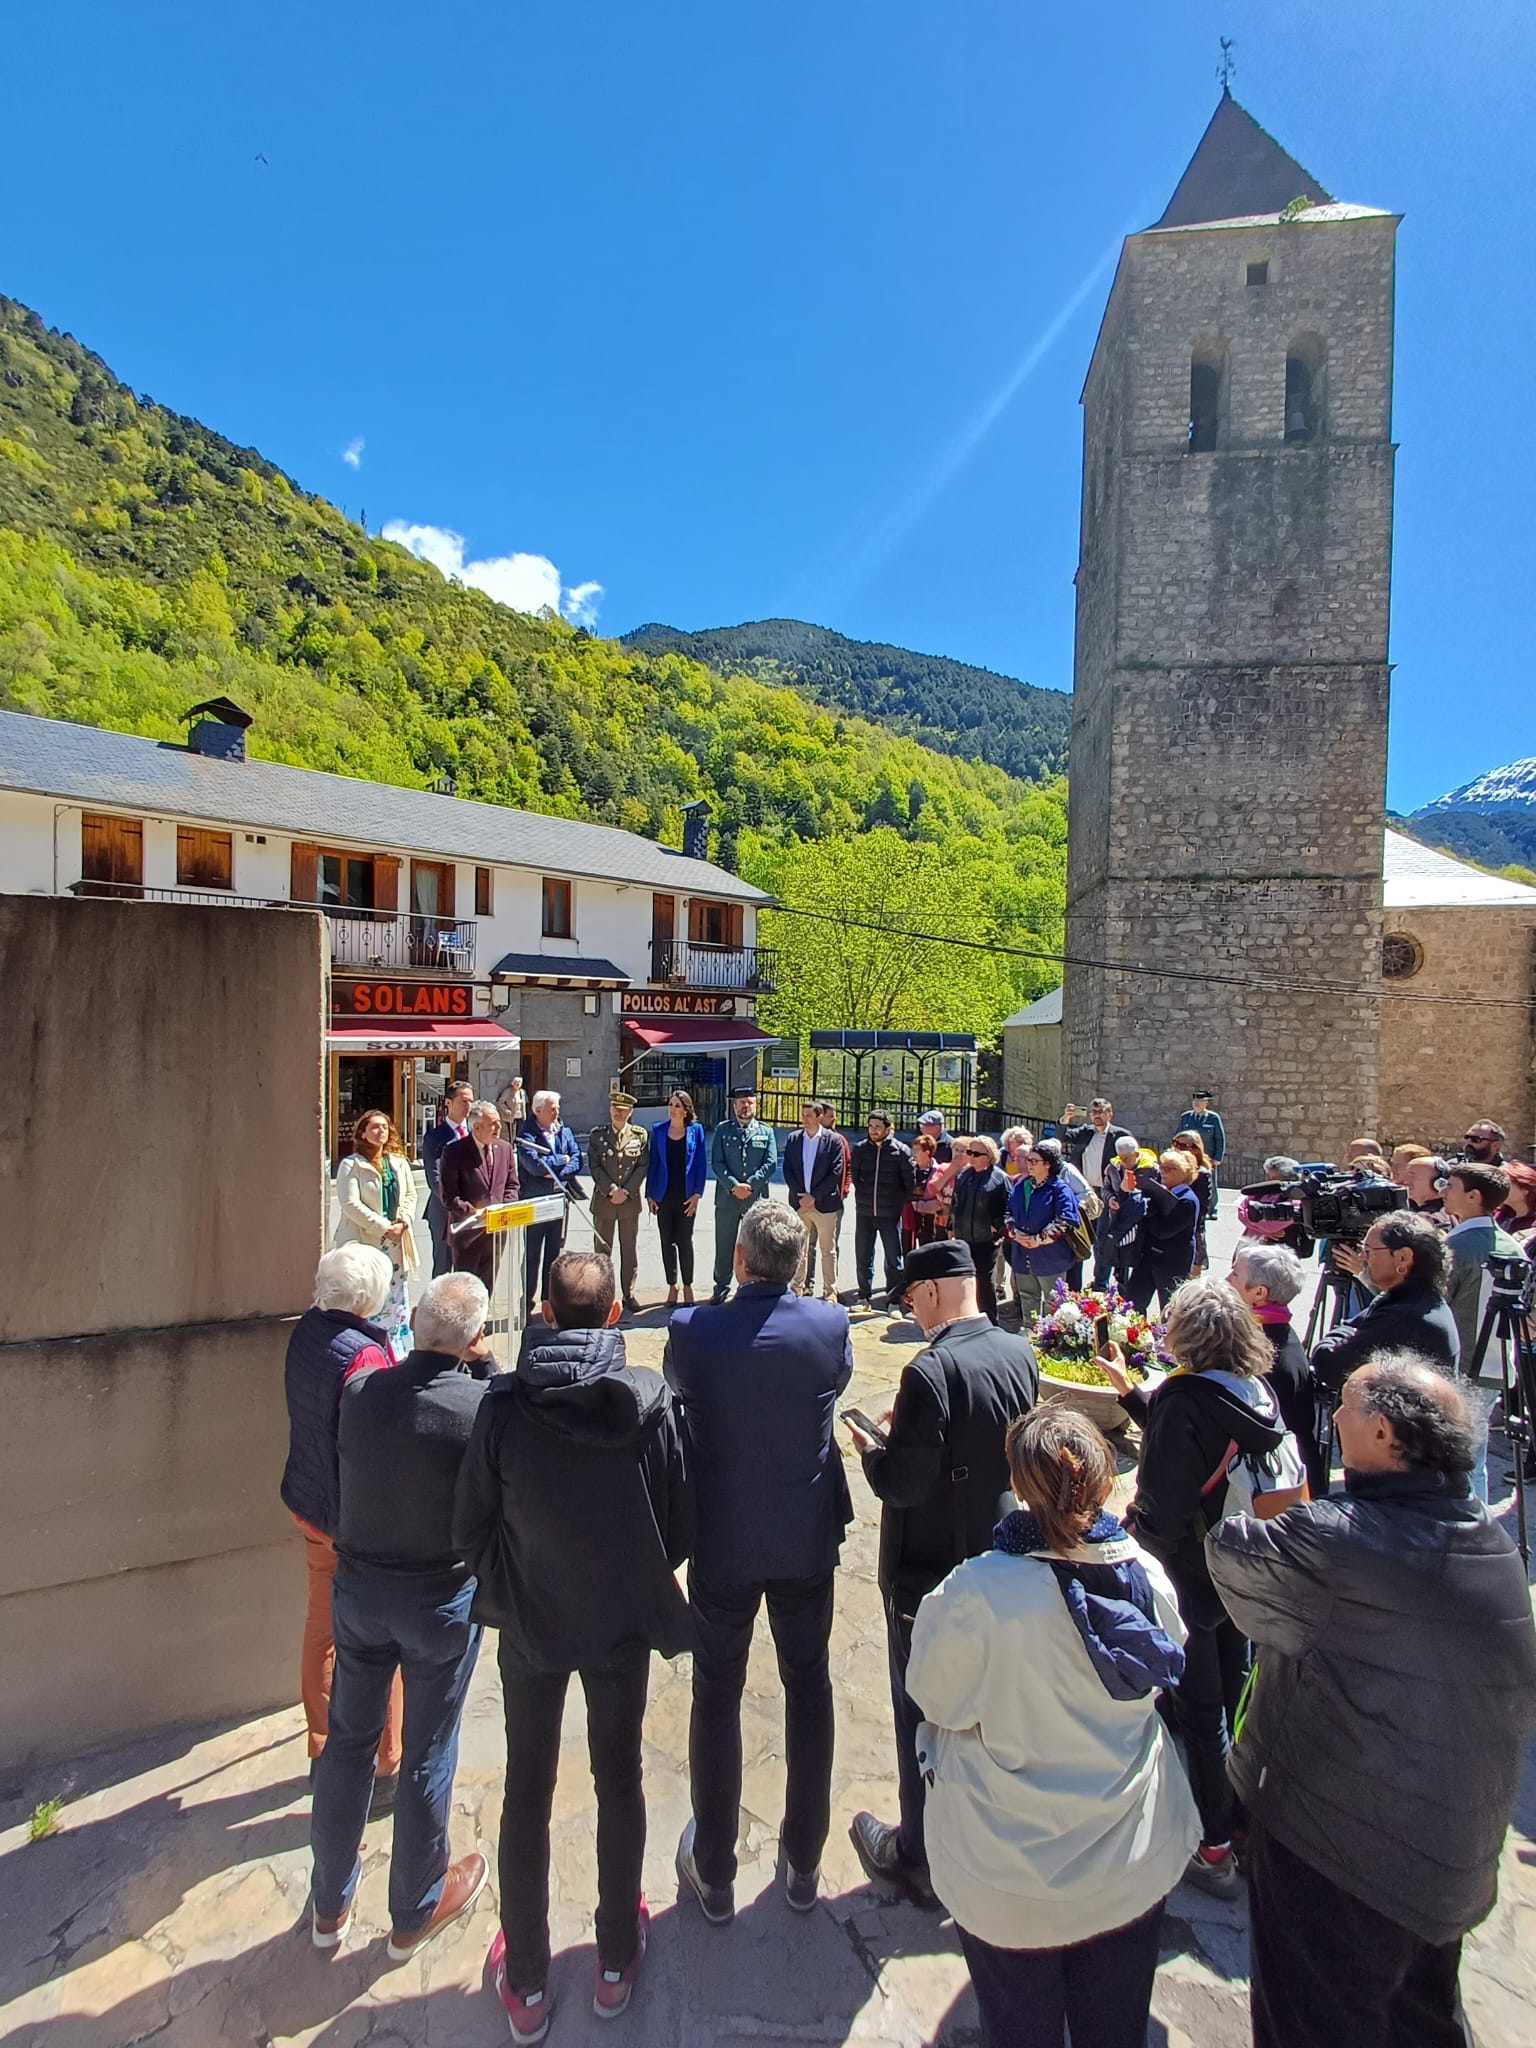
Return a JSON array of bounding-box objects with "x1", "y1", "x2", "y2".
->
[{"x1": 756, "y1": 1030, "x2": 979, "y2": 1139}]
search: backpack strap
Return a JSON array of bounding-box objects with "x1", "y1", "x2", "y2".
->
[
  {"x1": 1200, "y1": 1439, "x2": 1239, "y2": 1498},
  {"x1": 930, "y1": 1342, "x2": 975, "y2": 1567}
]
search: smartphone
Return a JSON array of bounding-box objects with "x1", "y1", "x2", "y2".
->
[
  {"x1": 841, "y1": 1406, "x2": 889, "y2": 1446},
  {"x1": 1095, "y1": 1314, "x2": 1112, "y2": 1354}
]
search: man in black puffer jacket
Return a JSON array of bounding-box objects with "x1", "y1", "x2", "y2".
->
[
  {"x1": 453, "y1": 1249, "x2": 692, "y2": 2033},
  {"x1": 1208, "y1": 1354, "x2": 1536, "y2": 2048}
]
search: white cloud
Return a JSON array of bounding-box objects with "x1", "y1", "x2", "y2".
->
[
  {"x1": 381, "y1": 519, "x2": 603, "y2": 628},
  {"x1": 342, "y1": 437, "x2": 365, "y2": 469}
]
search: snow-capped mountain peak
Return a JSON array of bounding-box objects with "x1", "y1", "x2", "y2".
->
[{"x1": 1421, "y1": 759, "x2": 1536, "y2": 813}]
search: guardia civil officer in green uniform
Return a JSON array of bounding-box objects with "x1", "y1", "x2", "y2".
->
[
  {"x1": 708, "y1": 1087, "x2": 778, "y2": 1303},
  {"x1": 588, "y1": 1091, "x2": 651, "y2": 1314}
]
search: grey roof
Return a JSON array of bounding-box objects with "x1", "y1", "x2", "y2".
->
[
  {"x1": 0, "y1": 709, "x2": 770, "y2": 903},
  {"x1": 1002, "y1": 987, "x2": 1063, "y2": 1029},
  {"x1": 491, "y1": 952, "x2": 630, "y2": 985},
  {"x1": 1154, "y1": 93, "x2": 1333, "y2": 231},
  {"x1": 1383, "y1": 827, "x2": 1536, "y2": 908}
]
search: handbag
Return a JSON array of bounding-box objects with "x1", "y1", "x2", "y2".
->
[{"x1": 1064, "y1": 1215, "x2": 1096, "y2": 1264}]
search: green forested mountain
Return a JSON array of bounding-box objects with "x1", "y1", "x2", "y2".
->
[
  {"x1": 0, "y1": 293, "x2": 1067, "y2": 1033},
  {"x1": 624, "y1": 617, "x2": 1070, "y2": 783}
]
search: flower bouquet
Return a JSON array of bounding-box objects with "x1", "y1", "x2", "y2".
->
[{"x1": 1031, "y1": 1281, "x2": 1167, "y2": 1430}]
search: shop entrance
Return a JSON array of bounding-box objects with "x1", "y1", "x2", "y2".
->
[{"x1": 335, "y1": 1055, "x2": 410, "y2": 1157}]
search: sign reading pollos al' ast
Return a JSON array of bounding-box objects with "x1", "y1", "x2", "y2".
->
[
  {"x1": 335, "y1": 980, "x2": 474, "y2": 1017},
  {"x1": 622, "y1": 991, "x2": 741, "y2": 1016}
]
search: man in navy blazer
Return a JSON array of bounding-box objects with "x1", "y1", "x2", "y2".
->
[
  {"x1": 784, "y1": 1100, "x2": 846, "y2": 1302},
  {"x1": 663, "y1": 1201, "x2": 853, "y2": 1924}
]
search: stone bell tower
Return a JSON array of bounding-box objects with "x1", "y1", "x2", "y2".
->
[{"x1": 1062, "y1": 92, "x2": 1398, "y2": 1162}]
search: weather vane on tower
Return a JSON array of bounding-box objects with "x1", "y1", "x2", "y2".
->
[{"x1": 1217, "y1": 36, "x2": 1237, "y2": 93}]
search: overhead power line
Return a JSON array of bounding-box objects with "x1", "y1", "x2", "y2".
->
[{"x1": 764, "y1": 901, "x2": 1536, "y2": 1011}]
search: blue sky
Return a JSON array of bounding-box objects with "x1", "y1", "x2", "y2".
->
[{"x1": 3, "y1": 1, "x2": 1531, "y2": 810}]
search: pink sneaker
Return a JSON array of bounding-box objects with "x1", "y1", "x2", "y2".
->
[
  {"x1": 488, "y1": 1927, "x2": 552, "y2": 2044},
  {"x1": 593, "y1": 1899, "x2": 649, "y2": 2020}
]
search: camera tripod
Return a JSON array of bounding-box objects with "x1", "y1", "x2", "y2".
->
[
  {"x1": 1304, "y1": 1253, "x2": 1371, "y2": 1481},
  {"x1": 1466, "y1": 1271, "x2": 1536, "y2": 1568}
]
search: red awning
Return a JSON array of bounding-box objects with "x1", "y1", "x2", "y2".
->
[
  {"x1": 326, "y1": 1019, "x2": 520, "y2": 1052},
  {"x1": 625, "y1": 1019, "x2": 778, "y2": 1054}
]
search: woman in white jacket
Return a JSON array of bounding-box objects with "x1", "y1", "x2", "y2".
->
[
  {"x1": 908, "y1": 1406, "x2": 1199, "y2": 2048},
  {"x1": 333, "y1": 1111, "x2": 419, "y2": 1357}
]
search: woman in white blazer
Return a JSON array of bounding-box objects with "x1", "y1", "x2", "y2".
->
[
  {"x1": 908, "y1": 1406, "x2": 1199, "y2": 2048},
  {"x1": 334, "y1": 1111, "x2": 419, "y2": 1357}
]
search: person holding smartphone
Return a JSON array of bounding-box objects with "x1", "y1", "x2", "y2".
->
[{"x1": 844, "y1": 1240, "x2": 1039, "y2": 1908}]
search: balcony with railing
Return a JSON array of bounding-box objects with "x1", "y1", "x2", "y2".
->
[
  {"x1": 650, "y1": 938, "x2": 777, "y2": 992},
  {"x1": 68, "y1": 881, "x2": 477, "y2": 973}
]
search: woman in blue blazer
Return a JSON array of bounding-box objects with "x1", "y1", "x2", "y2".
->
[{"x1": 648, "y1": 1090, "x2": 709, "y2": 1305}]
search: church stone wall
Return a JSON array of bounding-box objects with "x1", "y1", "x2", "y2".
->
[{"x1": 1065, "y1": 195, "x2": 1396, "y2": 1169}]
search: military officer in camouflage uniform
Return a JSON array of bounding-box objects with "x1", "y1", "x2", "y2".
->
[{"x1": 589, "y1": 1092, "x2": 651, "y2": 1313}]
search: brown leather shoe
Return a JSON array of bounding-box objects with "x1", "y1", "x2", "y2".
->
[{"x1": 386, "y1": 1851, "x2": 488, "y2": 1962}]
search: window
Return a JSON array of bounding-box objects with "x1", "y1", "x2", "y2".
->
[
  {"x1": 1187, "y1": 349, "x2": 1225, "y2": 453},
  {"x1": 319, "y1": 853, "x2": 375, "y2": 911},
  {"x1": 475, "y1": 865, "x2": 493, "y2": 917},
  {"x1": 176, "y1": 826, "x2": 233, "y2": 890},
  {"x1": 410, "y1": 859, "x2": 455, "y2": 921},
  {"x1": 542, "y1": 877, "x2": 573, "y2": 937},
  {"x1": 81, "y1": 812, "x2": 143, "y2": 896},
  {"x1": 1285, "y1": 336, "x2": 1326, "y2": 443},
  {"x1": 1382, "y1": 933, "x2": 1423, "y2": 980},
  {"x1": 689, "y1": 899, "x2": 744, "y2": 948},
  {"x1": 1246, "y1": 259, "x2": 1269, "y2": 287}
]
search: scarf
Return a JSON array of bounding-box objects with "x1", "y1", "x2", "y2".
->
[
  {"x1": 993, "y1": 1507, "x2": 1186, "y2": 1701},
  {"x1": 1254, "y1": 1302, "x2": 1291, "y2": 1327}
]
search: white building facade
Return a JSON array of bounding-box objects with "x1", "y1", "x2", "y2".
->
[{"x1": 0, "y1": 705, "x2": 775, "y2": 1151}]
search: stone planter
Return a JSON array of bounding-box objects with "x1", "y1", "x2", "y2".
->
[{"x1": 1036, "y1": 1361, "x2": 1163, "y2": 1433}]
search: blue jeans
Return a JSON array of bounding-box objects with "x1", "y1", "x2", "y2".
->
[{"x1": 311, "y1": 1572, "x2": 482, "y2": 1931}]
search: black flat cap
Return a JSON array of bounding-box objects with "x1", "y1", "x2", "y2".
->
[{"x1": 888, "y1": 1239, "x2": 976, "y2": 1300}]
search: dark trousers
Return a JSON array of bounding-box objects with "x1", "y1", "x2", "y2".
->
[
  {"x1": 496, "y1": 1636, "x2": 650, "y2": 1987},
  {"x1": 957, "y1": 1900, "x2": 1166, "y2": 2048},
  {"x1": 1174, "y1": 1615, "x2": 1248, "y2": 1845},
  {"x1": 425, "y1": 1193, "x2": 452, "y2": 1277},
  {"x1": 688, "y1": 1570, "x2": 836, "y2": 1886},
  {"x1": 523, "y1": 1213, "x2": 566, "y2": 1314},
  {"x1": 1248, "y1": 1826, "x2": 1472, "y2": 2048},
  {"x1": 310, "y1": 1573, "x2": 481, "y2": 1932},
  {"x1": 655, "y1": 1193, "x2": 696, "y2": 1286},
  {"x1": 885, "y1": 1597, "x2": 927, "y2": 1869},
  {"x1": 1091, "y1": 1205, "x2": 1116, "y2": 1289},
  {"x1": 1128, "y1": 1257, "x2": 1191, "y2": 1315},
  {"x1": 855, "y1": 1214, "x2": 903, "y2": 1301},
  {"x1": 960, "y1": 1240, "x2": 999, "y2": 1323}
]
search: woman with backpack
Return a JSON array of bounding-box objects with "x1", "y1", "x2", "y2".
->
[
  {"x1": 907, "y1": 1406, "x2": 1198, "y2": 2048},
  {"x1": 1099, "y1": 1277, "x2": 1304, "y2": 1901}
]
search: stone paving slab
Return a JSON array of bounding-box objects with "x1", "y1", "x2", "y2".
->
[{"x1": 4, "y1": 1199, "x2": 1534, "y2": 2046}]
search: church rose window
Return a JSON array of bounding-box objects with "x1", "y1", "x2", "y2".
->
[{"x1": 1381, "y1": 933, "x2": 1423, "y2": 979}]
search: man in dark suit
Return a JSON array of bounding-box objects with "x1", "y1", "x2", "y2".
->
[
  {"x1": 664, "y1": 1201, "x2": 853, "y2": 1924},
  {"x1": 785, "y1": 1100, "x2": 847, "y2": 1301},
  {"x1": 422, "y1": 1080, "x2": 474, "y2": 1277},
  {"x1": 439, "y1": 1102, "x2": 519, "y2": 1294},
  {"x1": 843, "y1": 1239, "x2": 1039, "y2": 1907}
]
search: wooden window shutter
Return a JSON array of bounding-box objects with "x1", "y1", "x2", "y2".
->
[
  {"x1": 475, "y1": 866, "x2": 493, "y2": 917},
  {"x1": 290, "y1": 841, "x2": 319, "y2": 902},
  {"x1": 373, "y1": 855, "x2": 401, "y2": 912},
  {"x1": 688, "y1": 898, "x2": 706, "y2": 943},
  {"x1": 82, "y1": 813, "x2": 143, "y2": 890},
  {"x1": 438, "y1": 862, "x2": 456, "y2": 918},
  {"x1": 725, "y1": 903, "x2": 743, "y2": 948},
  {"x1": 177, "y1": 826, "x2": 232, "y2": 889},
  {"x1": 651, "y1": 893, "x2": 675, "y2": 944}
]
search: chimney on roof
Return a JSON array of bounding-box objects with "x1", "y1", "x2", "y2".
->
[
  {"x1": 182, "y1": 697, "x2": 253, "y2": 762},
  {"x1": 681, "y1": 799, "x2": 710, "y2": 862}
]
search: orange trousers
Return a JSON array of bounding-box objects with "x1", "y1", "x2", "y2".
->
[{"x1": 296, "y1": 1514, "x2": 404, "y2": 1772}]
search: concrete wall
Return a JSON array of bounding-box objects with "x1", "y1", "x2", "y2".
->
[
  {"x1": 1002, "y1": 1022, "x2": 1063, "y2": 1126},
  {"x1": 0, "y1": 896, "x2": 325, "y2": 1772},
  {"x1": 1379, "y1": 906, "x2": 1536, "y2": 1154}
]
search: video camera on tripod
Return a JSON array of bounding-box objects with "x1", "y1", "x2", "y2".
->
[{"x1": 1244, "y1": 1161, "x2": 1408, "y2": 1245}]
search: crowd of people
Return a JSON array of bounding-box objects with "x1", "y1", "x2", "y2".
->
[{"x1": 298, "y1": 1085, "x2": 1536, "y2": 2046}]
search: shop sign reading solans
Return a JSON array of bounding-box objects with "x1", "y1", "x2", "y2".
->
[{"x1": 334, "y1": 980, "x2": 475, "y2": 1017}]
